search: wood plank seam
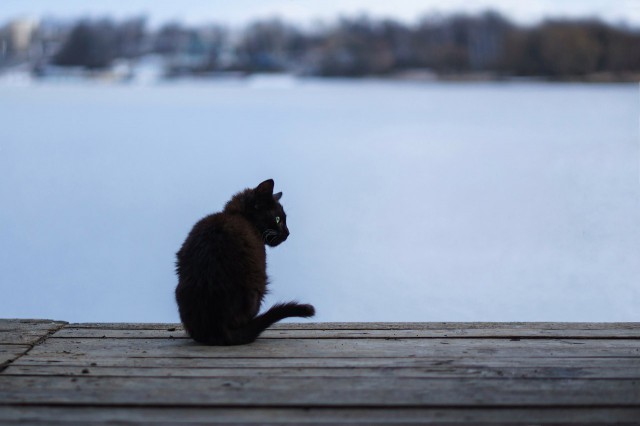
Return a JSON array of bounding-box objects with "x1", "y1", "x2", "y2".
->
[
  {"x1": 5, "y1": 374, "x2": 640, "y2": 381},
  {"x1": 2, "y1": 402, "x2": 640, "y2": 409},
  {"x1": 0, "y1": 321, "x2": 68, "y2": 374},
  {"x1": 31, "y1": 322, "x2": 69, "y2": 347},
  {"x1": 45, "y1": 336, "x2": 640, "y2": 340}
]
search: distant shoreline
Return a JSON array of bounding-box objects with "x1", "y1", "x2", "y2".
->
[
  {"x1": 4, "y1": 13, "x2": 640, "y2": 86},
  {"x1": 2, "y1": 67, "x2": 638, "y2": 86},
  {"x1": 389, "y1": 71, "x2": 640, "y2": 84}
]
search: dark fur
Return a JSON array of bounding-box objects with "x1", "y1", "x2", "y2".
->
[{"x1": 175, "y1": 179, "x2": 314, "y2": 345}]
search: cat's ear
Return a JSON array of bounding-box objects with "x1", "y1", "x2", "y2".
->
[
  {"x1": 254, "y1": 179, "x2": 275, "y2": 208},
  {"x1": 255, "y1": 179, "x2": 274, "y2": 196},
  {"x1": 273, "y1": 192, "x2": 282, "y2": 202}
]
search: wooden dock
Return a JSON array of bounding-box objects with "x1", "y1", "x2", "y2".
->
[{"x1": 1, "y1": 320, "x2": 639, "y2": 424}]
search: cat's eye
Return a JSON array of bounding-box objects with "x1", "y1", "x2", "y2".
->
[{"x1": 275, "y1": 216, "x2": 281, "y2": 224}]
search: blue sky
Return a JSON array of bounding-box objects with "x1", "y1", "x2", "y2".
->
[{"x1": 2, "y1": 0, "x2": 640, "y2": 27}]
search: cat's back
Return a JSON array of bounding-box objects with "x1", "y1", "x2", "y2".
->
[{"x1": 176, "y1": 212, "x2": 264, "y2": 277}]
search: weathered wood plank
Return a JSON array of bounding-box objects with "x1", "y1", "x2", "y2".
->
[
  {"x1": 0, "y1": 319, "x2": 67, "y2": 345},
  {"x1": 69, "y1": 322, "x2": 181, "y2": 330},
  {"x1": 1, "y1": 376, "x2": 638, "y2": 407},
  {"x1": 52, "y1": 327, "x2": 640, "y2": 339},
  {"x1": 262, "y1": 326, "x2": 640, "y2": 338},
  {"x1": 5, "y1": 363, "x2": 640, "y2": 379},
  {"x1": 273, "y1": 322, "x2": 640, "y2": 331},
  {"x1": 11, "y1": 355, "x2": 640, "y2": 371},
  {"x1": 0, "y1": 320, "x2": 67, "y2": 373},
  {"x1": 0, "y1": 319, "x2": 67, "y2": 332},
  {"x1": 0, "y1": 345, "x2": 31, "y2": 367},
  {"x1": 68, "y1": 322, "x2": 640, "y2": 331},
  {"x1": 52, "y1": 328, "x2": 190, "y2": 339},
  {"x1": 22, "y1": 337, "x2": 640, "y2": 359},
  {"x1": 0, "y1": 330, "x2": 59, "y2": 345},
  {"x1": 1, "y1": 406, "x2": 639, "y2": 424},
  {"x1": 1, "y1": 320, "x2": 638, "y2": 425}
]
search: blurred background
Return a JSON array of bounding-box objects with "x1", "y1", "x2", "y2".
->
[
  {"x1": 2, "y1": 1, "x2": 640, "y2": 82},
  {"x1": 1, "y1": 1, "x2": 638, "y2": 323}
]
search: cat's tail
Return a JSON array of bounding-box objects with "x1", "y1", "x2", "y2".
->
[{"x1": 202, "y1": 302, "x2": 315, "y2": 346}]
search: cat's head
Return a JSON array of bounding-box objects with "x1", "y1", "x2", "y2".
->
[{"x1": 250, "y1": 179, "x2": 290, "y2": 247}]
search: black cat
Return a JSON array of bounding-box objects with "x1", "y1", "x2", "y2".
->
[{"x1": 175, "y1": 179, "x2": 315, "y2": 345}]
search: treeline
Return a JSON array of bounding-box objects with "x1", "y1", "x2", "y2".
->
[{"x1": 2, "y1": 11, "x2": 639, "y2": 80}]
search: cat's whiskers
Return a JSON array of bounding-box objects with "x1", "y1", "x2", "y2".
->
[
  {"x1": 262, "y1": 229, "x2": 278, "y2": 244},
  {"x1": 263, "y1": 229, "x2": 279, "y2": 244}
]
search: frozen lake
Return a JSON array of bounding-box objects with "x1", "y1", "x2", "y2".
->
[{"x1": 1, "y1": 78, "x2": 638, "y2": 322}]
